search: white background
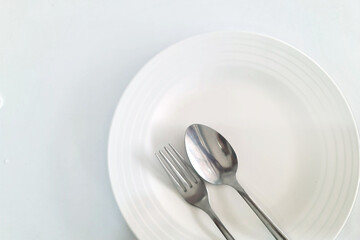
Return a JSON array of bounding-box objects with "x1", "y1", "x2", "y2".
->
[{"x1": 1, "y1": 0, "x2": 359, "y2": 239}]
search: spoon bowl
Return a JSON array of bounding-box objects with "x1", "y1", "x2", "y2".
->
[{"x1": 185, "y1": 124, "x2": 238, "y2": 185}]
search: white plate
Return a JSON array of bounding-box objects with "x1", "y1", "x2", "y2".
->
[{"x1": 108, "y1": 32, "x2": 359, "y2": 239}]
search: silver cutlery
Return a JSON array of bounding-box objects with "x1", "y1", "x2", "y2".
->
[
  {"x1": 156, "y1": 144, "x2": 235, "y2": 240},
  {"x1": 185, "y1": 124, "x2": 288, "y2": 240}
]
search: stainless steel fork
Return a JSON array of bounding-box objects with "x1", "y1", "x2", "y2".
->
[{"x1": 156, "y1": 144, "x2": 235, "y2": 240}]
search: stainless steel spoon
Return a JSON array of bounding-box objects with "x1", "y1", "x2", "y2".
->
[{"x1": 185, "y1": 124, "x2": 288, "y2": 240}]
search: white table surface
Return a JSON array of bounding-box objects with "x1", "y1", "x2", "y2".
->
[{"x1": 1, "y1": 0, "x2": 359, "y2": 239}]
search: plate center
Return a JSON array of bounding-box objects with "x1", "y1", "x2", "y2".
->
[{"x1": 148, "y1": 65, "x2": 322, "y2": 235}]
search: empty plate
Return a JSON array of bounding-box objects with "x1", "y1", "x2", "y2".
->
[{"x1": 108, "y1": 32, "x2": 359, "y2": 239}]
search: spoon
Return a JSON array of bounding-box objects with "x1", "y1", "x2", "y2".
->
[{"x1": 185, "y1": 124, "x2": 287, "y2": 240}]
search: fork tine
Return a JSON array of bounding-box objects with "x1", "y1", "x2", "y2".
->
[
  {"x1": 164, "y1": 146, "x2": 193, "y2": 188},
  {"x1": 168, "y1": 144, "x2": 198, "y2": 183},
  {"x1": 160, "y1": 149, "x2": 192, "y2": 188},
  {"x1": 156, "y1": 152, "x2": 186, "y2": 192}
]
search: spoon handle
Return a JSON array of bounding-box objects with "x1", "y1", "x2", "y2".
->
[{"x1": 232, "y1": 182, "x2": 288, "y2": 240}]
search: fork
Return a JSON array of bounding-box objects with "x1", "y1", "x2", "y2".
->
[{"x1": 156, "y1": 144, "x2": 235, "y2": 240}]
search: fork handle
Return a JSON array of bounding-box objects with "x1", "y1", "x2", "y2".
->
[{"x1": 205, "y1": 208, "x2": 235, "y2": 240}]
